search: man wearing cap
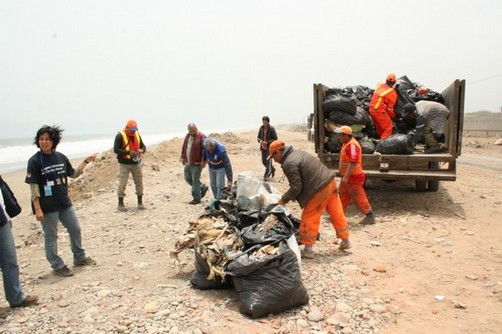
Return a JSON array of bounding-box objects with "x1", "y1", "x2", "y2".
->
[
  {"x1": 268, "y1": 139, "x2": 351, "y2": 259},
  {"x1": 368, "y1": 73, "x2": 398, "y2": 139},
  {"x1": 336, "y1": 126, "x2": 376, "y2": 225},
  {"x1": 395, "y1": 103, "x2": 418, "y2": 135},
  {"x1": 113, "y1": 120, "x2": 146, "y2": 211}
]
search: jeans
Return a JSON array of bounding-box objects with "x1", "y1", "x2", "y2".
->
[
  {"x1": 208, "y1": 167, "x2": 226, "y2": 199},
  {"x1": 0, "y1": 224, "x2": 26, "y2": 307},
  {"x1": 183, "y1": 164, "x2": 206, "y2": 201},
  {"x1": 42, "y1": 206, "x2": 86, "y2": 270},
  {"x1": 261, "y1": 150, "x2": 275, "y2": 178},
  {"x1": 117, "y1": 163, "x2": 143, "y2": 197}
]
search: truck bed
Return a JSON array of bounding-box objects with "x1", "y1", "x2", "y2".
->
[{"x1": 313, "y1": 79, "x2": 465, "y2": 190}]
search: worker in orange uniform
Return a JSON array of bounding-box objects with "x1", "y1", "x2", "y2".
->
[
  {"x1": 368, "y1": 73, "x2": 398, "y2": 139},
  {"x1": 267, "y1": 139, "x2": 350, "y2": 259},
  {"x1": 336, "y1": 126, "x2": 376, "y2": 225}
]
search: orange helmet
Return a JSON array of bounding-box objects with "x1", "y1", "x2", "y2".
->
[{"x1": 386, "y1": 73, "x2": 396, "y2": 83}]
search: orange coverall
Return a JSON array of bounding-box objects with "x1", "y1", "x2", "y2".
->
[
  {"x1": 300, "y1": 179, "x2": 349, "y2": 245},
  {"x1": 369, "y1": 82, "x2": 397, "y2": 139},
  {"x1": 338, "y1": 138, "x2": 372, "y2": 214}
]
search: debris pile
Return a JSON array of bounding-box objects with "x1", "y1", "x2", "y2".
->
[{"x1": 170, "y1": 174, "x2": 308, "y2": 318}]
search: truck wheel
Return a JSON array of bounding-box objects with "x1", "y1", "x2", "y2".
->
[
  {"x1": 415, "y1": 180, "x2": 427, "y2": 192},
  {"x1": 428, "y1": 180, "x2": 440, "y2": 192}
]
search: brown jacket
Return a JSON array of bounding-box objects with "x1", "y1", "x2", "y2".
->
[
  {"x1": 181, "y1": 131, "x2": 206, "y2": 165},
  {"x1": 280, "y1": 146, "x2": 335, "y2": 208}
]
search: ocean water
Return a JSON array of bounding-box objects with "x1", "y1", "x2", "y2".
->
[{"x1": 0, "y1": 131, "x2": 187, "y2": 174}]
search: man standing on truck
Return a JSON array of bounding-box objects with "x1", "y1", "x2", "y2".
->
[
  {"x1": 336, "y1": 126, "x2": 376, "y2": 225},
  {"x1": 368, "y1": 73, "x2": 398, "y2": 139},
  {"x1": 267, "y1": 139, "x2": 351, "y2": 259}
]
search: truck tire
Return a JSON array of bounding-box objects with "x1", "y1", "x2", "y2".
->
[
  {"x1": 428, "y1": 180, "x2": 440, "y2": 192},
  {"x1": 415, "y1": 180, "x2": 427, "y2": 192}
]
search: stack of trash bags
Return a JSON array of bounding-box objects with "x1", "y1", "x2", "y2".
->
[
  {"x1": 322, "y1": 75, "x2": 446, "y2": 154},
  {"x1": 170, "y1": 173, "x2": 309, "y2": 319}
]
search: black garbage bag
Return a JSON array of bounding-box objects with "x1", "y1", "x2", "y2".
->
[
  {"x1": 396, "y1": 75, "x2": 416, "y2": 91},
  {"x1": 224, "y1": 241, "x2": 309, "y2": 318},
  {"x1": 324, "y1": 133, "x2": 342, "y2": 153},
  {"x1": 328, "y1": 106, "x2": 370, "y2": 126},
  {"x1": 409, "y1": 89, "x2": 445, "y2": 104},
  {"x1": 376, "y1": 134, "x2": 415, "y2": 154},
  {"x1": 190, "y1": 250, "x2": 234, "y2": 290},
  {"x1": 360, "y1": 139, "x2": 376, "y2": 154},
  {"x1": 323, "y1": 88, "x2": 357, "y2": 115},
  {"x1": 239, "y1": 212, "x2": 296, "y2": 247},
  {"x1": 395, "y1": 87, "x2": 417, "y2": 118}
]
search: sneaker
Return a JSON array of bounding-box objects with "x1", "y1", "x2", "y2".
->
[
  {"x1": 301, "y1": 247, "x2": 315, "y2": 259},
  {"x1": 339, "y1": 239, "x2": 351, "y2": 250},
  {"x1": 189, "y1": 199, "x2": 201, "y2": 205},
  {"x1": 360, "y1": 213, "x2": 376, "y2": 225},
  {"x1": 53, "y1": 265, "x2": 74, "y2": 277},
  {"x1": 74, "y1": 257, "x2": 97, "y2": 267},
  {"x1": 201, "y1": 185, "x2": 209, "y2": 199},
  {"x1": 12, "y1": 295, "x2": 39, "y2": 308}
]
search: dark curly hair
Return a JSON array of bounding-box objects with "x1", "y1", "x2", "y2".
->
[{"x1": 34, "y1": 125, "x2": 64, "y2": 150}]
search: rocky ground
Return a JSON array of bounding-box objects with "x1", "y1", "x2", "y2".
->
[{"x1": 1, "y1": 127, "x2": 501, "y2": 334}]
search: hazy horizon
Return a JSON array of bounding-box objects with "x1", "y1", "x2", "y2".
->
[{"x1": 2, "y1": 0, "x2": 501, "y2": 139}]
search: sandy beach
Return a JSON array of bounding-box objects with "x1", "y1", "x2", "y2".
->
[{"x1": 1, "y1": 126, "x2": 501, "y2": 333}]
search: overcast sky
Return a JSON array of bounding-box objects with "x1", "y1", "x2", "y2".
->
[{"x1": 1, "y1": 0, "x2": 501, "y2": 138}]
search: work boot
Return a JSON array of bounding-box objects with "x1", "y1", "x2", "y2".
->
[
  {"x1": 301, "y1": 246, "x2": 315, "y2": 259},
  {"x1": 118, "y1": 197, "x2": 127, "y2": 212},
  {"x1": 339, "y1": 239, "x2": 351, "y2": 250},
  {"x1": 360, "y1": 213, "x2": 376, "y2": 225},
  {"x1": 137, "y1": 195, "x2": 146, "y2": 210}
]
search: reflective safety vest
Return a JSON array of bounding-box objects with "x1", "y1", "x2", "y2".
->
[
  {"x1": 339, "y1": 137, "x2": 364, "y2": 177},
  {"x1": 369, "y1": 82, "x2": 397, "y2": 118},
  {"x1": 119, "y1": 130, "x2": 141, "y2": 160}
]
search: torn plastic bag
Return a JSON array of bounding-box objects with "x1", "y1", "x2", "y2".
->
[
  {"x1": 236, "y1": 173, "x2": 281, "y2": 211},
  {"x1": 376, "y1": 134, "x2": 415, "y2": 154},
  {"x1": 190, "y1": 250, "x2": 234, "y2": 290},
  {"x1": 239, "y1": 211, "x2": 296, "y2": 247},
  {"x1": 224, "y1": 241, "x2": 309, "y2": 318}
]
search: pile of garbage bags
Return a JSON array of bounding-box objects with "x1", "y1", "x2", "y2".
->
[
  {"x1": 323, "y1": 75, "x2": 445, "y2": 154},
  {"x1": 170, "y1": 173, "x2": 309, "y2": 319}
]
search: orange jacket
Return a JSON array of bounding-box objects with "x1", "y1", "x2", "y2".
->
[
  {"x1": 339, "y1": 137, "x2": 364, "y2": 178},
  {"x1": 369, "y1": 82, "x2": 397, "y2": 120}
]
